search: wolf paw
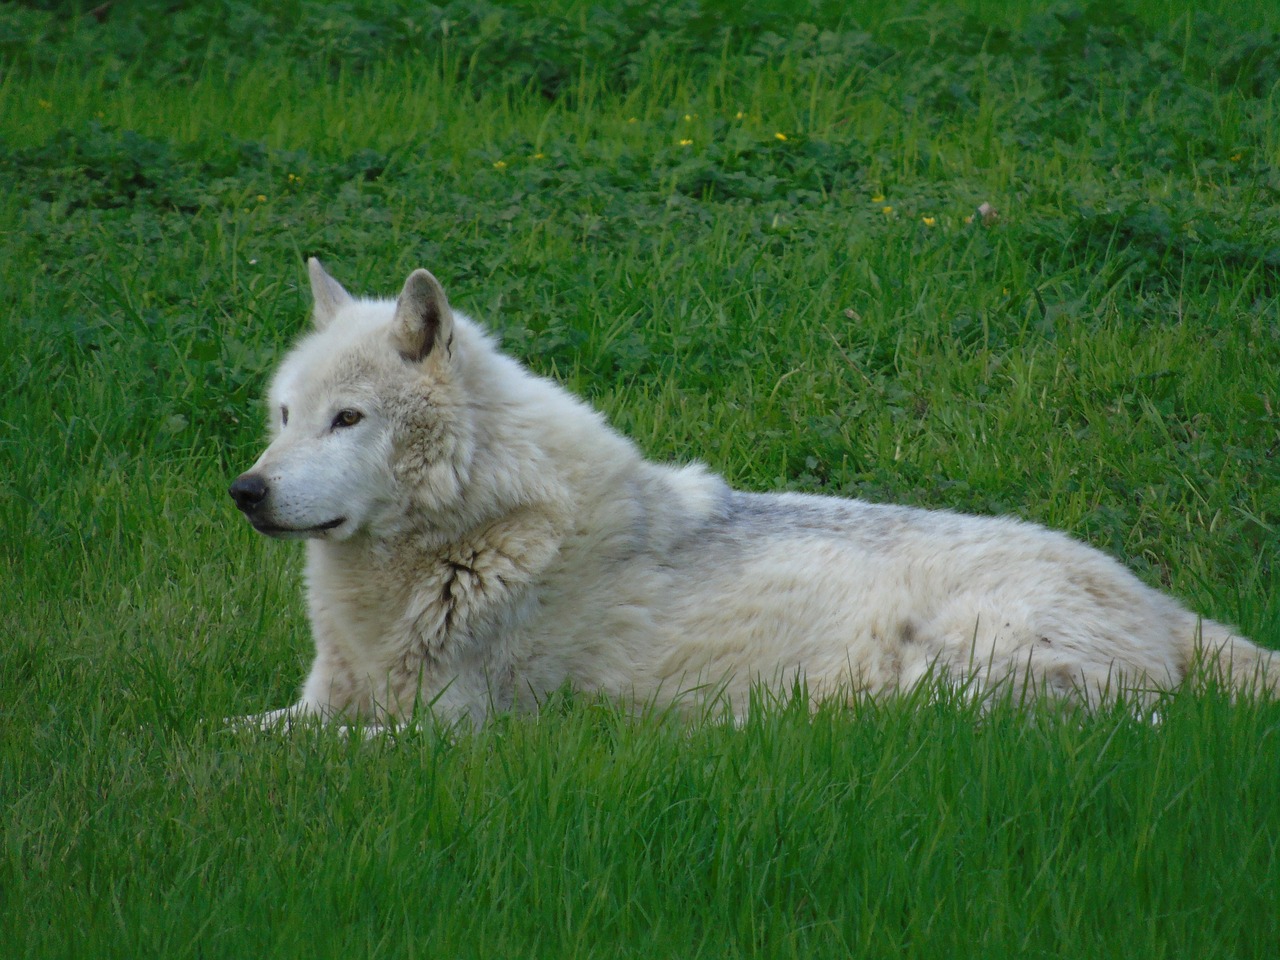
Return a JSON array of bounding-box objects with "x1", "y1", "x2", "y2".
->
[{"x1": 223, "y1": 706, "x2": 315, "y2": 732}]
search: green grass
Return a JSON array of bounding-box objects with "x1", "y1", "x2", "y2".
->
[{"x1": 2, "y1": 1, "x2": 1279, "y2": 957}]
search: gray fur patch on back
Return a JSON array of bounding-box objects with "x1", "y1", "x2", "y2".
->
[{"x1": 681, "y1": 491, "x2": 927, "y2": 554}]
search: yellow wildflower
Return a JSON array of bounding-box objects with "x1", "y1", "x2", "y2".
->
[
  {"x1": 493, "y1": 160, "x2": 507, "y2": 170},
  {"x1": 871, "y1": 193, "x2": 885, "y2": 203},
  {"x1": 774, "y1": 132, "x2": 788, "y2": 141},
  {"x1": 922, "y1": 216, "x2": 936, "y2": 226},
  {"x1": 257, "y1": 194, "x2": 267, "y2": 203},
  {"x1": 881, "y1": 205, "x2": 893, "y2": 215},
  {"x1": 679, "y1": 139, "x2": 693, "y2": 146}
]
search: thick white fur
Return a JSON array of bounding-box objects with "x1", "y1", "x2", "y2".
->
[{"x1": 230, "y1": 260, "x2": 1277, "y2": 726}]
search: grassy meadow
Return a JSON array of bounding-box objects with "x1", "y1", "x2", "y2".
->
[{"x1": 3, "y1": 0, "x2": 1280, "y2": 956}]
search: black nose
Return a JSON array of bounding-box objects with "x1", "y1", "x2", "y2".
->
[{"x1": 228, "y1": 474, "x2": 268, "y2": 512}]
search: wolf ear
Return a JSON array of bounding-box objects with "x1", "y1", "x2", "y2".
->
[
  {"x1": 308, "y1": 257, "x2": 354, "y2": 330},
  {"x1": 392, "y1": 268, "x2": 453, "y2": 364}
]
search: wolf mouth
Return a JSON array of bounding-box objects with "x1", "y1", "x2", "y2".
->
[{"x1": 252, "y1": 517, "x2": 346, "y2": 536}]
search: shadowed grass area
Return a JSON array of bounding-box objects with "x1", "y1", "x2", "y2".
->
[{"x1": 2, "y1": 1, "x2": 1278, "y2": 957}]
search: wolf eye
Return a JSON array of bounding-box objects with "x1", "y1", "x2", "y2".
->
[{"x1": 331, "y1": 409, "x2": 363, "y2": 429}]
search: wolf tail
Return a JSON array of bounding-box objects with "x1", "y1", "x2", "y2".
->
[{"x1": 1184, "y1": 619, "x2": 1280, "y2": 695}]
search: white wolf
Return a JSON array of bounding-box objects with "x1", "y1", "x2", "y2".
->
[{"x1": 228, "y1": 259, "x2": 1276, "y2": 727}]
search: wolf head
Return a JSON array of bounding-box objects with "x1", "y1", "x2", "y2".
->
[{"x1": 229, "y1": 259, "x2": 474, "y2": 541}]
